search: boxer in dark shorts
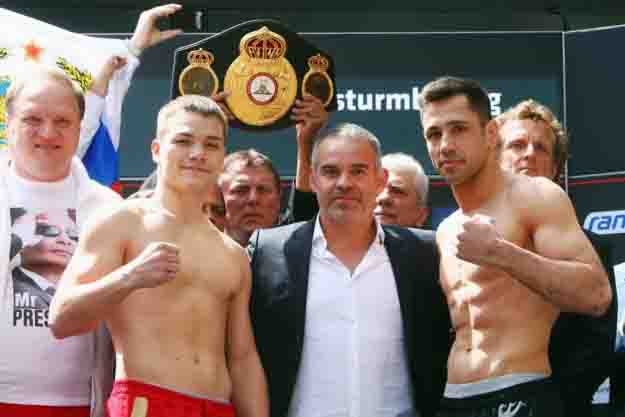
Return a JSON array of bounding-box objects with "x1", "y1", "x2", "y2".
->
[
  {"x1": 418, "y1": 78, "x2": 610, "y2": 417},
  {"x1": 437, "y1": 376, "x2": 563, "y2": 417}
]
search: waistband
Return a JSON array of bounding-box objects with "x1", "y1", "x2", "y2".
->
[
  {"x1": 0, "y1": 402, "x2": 90, "y2": 417},
  {"x1": 445, "y1": 373, "x2": 548, "y2": 398},
  {"x1": 112, "y1": 379, "x2": 231, "y2": 405},
  {"x1": 442, "y1": 376, "x2": 557, "y2": 408}
]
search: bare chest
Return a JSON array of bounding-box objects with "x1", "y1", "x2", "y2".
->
[
  {"x1": 438, "y1": 208, "x2": 531, "y2": 307},
  {"x1": 126, "y1": 220, "x2": 240, "y2": 305}
]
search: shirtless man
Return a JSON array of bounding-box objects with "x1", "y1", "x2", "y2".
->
[
  {"x1": 417, "y1": 76, "x2": 612, "y2": 417},
  {"x1": 49, "y1": 95, "x2": 268, "y2": 417}
]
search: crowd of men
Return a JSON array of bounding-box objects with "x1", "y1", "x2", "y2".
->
[{"x1": 0, "y1": 3, "x2": 622, "y2": 417}]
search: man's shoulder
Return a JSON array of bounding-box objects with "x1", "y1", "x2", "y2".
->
[
  {"x1": 248, "y1": 221, "x2": 312, "y2": 255},
  {"x1": 83, "y1": 197, "x2": 145, "y2": 232},
  {"x1": 205, "y1": 227, "x2": 250, "y2": 264},
  {"x1": 507, "y1": 171, "x2": 567, "y2": 205},
  {"x1": 256, "y1": 221, "x2": 312, "y2": 241},
  {"x1": 87, "y1": 179, "x2": 122, "y2": 200},
  {"x1": 80, "y1": 179, "x2": 122, "y2": 215},
  {"x1": 382, "y1": 224, "x2": 436, "y2": 245}
]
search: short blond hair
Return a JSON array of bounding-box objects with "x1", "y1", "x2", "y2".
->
[
  {"x1": 156, "y1": 95, "x2": 228, "y2": 141},
  {"x1": 6, "y1": 65, "x2": 85, "y2": 120},
  {"x1": 496, "y1": 99, "x2": 568, "y2": 179}
]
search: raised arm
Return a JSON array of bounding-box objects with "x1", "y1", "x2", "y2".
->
[
  {"x1": 285, "y1": 95, "x2": 327, "y2": 222},
  {"x1": 49, "y1": 206, "x2": 180, "y2": 338},
  {"x1": 457, "y1": 177, "x2": 611, "y2": 317},
  {"x1": 89, "y1": 55, "x2": 128, "y2": 98},
  {"x1": 78, "y1": 4, "x2": 182, "y2": 161},
  {"x1": 291, "y1": 95, "x2": 328, "y2": 192},
  {"x1": 227, "y1": 249, "x2": 269, "y2": 417},
  {"x1": 77, "y1": 56, "x2": 128, "y2": 158},
  {"x1": 128, "y1": 3, "x2": 182, "y2": 55}
]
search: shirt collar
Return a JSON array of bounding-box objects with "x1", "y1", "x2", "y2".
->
[
  {"x1": 20, "y1": 267, "x2": 55, "y2": 292},
  {"x1": 312, "y1": 215, "x2": 386, "y2": 250}
]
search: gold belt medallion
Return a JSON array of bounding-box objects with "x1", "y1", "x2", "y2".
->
[
  {"x1": 302, "y1": 54, "x2": 334, "y2": 107},
  {"x1": 224, "y1": 26, "x2": 297, "y2": 126},
  {"x1": 179, "y1": 48, "x2": 219, "y2": 97}
]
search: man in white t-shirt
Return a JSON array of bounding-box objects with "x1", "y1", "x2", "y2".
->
[
  {"x1": 0, "y1": 6, "x2": 181, "y2": 417},
  {"x1": 0, "y1": 63, "x2": 120, "y2": 417}
]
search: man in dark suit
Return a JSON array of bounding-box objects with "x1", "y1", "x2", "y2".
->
[
  {"x1": 249, "y1": 123, "x2": 452, "y2": 417},
  {"x1": 496, "y1": 99, "x2": 618, "y2": 417}
]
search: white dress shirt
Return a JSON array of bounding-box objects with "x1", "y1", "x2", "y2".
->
[{"x1": 287, "y1": 217, "x2": 413, "y2": 417}]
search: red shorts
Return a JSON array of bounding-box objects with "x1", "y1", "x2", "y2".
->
[
  {"x1": 107, "y1": 379, "x2": 235, "y2": 417},
  {"x1": 0, "y1": 402, "x2": 89, "y2": 417}
]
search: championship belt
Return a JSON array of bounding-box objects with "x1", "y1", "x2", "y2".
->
[{"x1": 170, "y1": 20, "x2": 337, "y2": 131}]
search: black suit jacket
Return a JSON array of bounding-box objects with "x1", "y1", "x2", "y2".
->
[
  {"x1": 249, "y1": 221, "x2": 451, "y2": 417},
  {"x1": 549, "y1": 230, "x2": 617, "y2": 416}
]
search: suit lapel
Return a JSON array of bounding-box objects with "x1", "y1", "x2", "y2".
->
[
  {"x1": 284, "y1": 221, "x2": 315, "y2": 346},
  {"x1": 384, "y1": 228, "x2": 417, "y2": 333}
]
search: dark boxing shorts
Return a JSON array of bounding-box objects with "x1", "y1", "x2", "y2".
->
[{"x1": 107, "y1": 379, "x2": 235, "y2": 417}]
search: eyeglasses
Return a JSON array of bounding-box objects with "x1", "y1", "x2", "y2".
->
[{"x1": 35, "y1": 223, "x2": 79, "y2": 242}]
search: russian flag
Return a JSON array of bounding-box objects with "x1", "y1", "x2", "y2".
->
[
  {"x1": 82, "y1": 120, "x2": 119, "y2": 188},
  {"x1": 0, "y1": 7, "x2": 140, "y2": 188}
]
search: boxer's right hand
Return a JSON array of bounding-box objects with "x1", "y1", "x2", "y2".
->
[{"x1": 126, "y1": 242, "x2": 180, "y2": 289}]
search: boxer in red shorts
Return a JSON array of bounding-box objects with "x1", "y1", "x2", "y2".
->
[
  {"x1": 107, "y1": 380, "x2": 236, "y2": 417},
  {"x1": 50, "y1": 94, "x2": 269, "y2": 417}
]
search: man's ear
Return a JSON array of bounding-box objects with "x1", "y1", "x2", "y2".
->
[
  {"x1": 382, "y1": 167, "x2": 389, "y2": 183},
  {"x1": 150, "y1": 138, "x2": 160, "y2": 164},
  {"x1": 310, "y1": 167, "x2": 319, "y2": 194},
  {"x1": 378, "y1": 167, "x2": 389, "y2": 193},
  {"x1": 485, "y1": 119, "x2": 499, "y2": 150},
  {"x1": 415, "y1": 207, "x2": 430, "y2": 228}
]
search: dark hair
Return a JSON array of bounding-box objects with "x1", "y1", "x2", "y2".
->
[{"x1": 418, "y1": 76, "x2": 492, "y2": 124}]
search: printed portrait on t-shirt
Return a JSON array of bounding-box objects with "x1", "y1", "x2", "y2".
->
[{"x1": 9, "y1": 207, "x2": 78, "y2": 327}]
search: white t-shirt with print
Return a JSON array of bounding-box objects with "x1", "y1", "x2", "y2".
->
[{"x1": 0, "y1": 167, "x2": 94, "y2": 406}]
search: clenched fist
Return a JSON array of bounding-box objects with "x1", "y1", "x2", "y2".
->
[
  {"x1": 126, "y1": 242, "x2": 180, "y2": 289},
  {"x1": 454, "y1": 214, "x2": 501, "y2": 266}
]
